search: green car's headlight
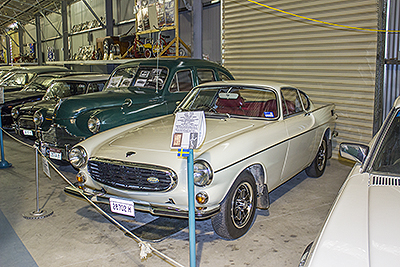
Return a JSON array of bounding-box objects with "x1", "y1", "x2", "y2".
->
[
  {"x1": 33, "y1": 111, "x2": 44, "y2": 125},
  {"x1": 69, "y1": 146, "x2": 88, "y2": 169},
  {"x1": 11, "y1": 107, "x2": 19, "y2": 119},
  {"x1": 88, "y1": 116, "x2": 100, "y2": 134},
  {"x1": 194, "y1": 160, "x2": 213, "y2": 187}
]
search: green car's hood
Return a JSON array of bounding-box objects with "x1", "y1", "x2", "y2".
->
[
  {"x1": 18, "y1": 98, "x2": 57, "y2": 115},
  {"x1": 54, "y1": 88, "x2": 160, "y2": 120}
]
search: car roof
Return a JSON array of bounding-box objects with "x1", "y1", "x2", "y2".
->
[
  {"x1": 0, "y1": 65, "x2": 24, "y2": 71},
  {"x1": 116, "y1": 58, "x2": 230, "y2": 70},
  {"x1": 35, "y1": 71, "x2": 93, "y2": 78},
  {"x1": 11, "y1": 66, "x2": 69, "y2": 74},
  {"x1": 394, "y1": 97, "x2": 400, "y2": 109},
  {"x1": 54, "y1": 74, "x2": 110, "y2": 82},
  {"x1": 195, "y1": 80, "x2": 296, "y2": 92}
]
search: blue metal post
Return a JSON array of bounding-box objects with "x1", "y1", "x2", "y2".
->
[
  {"x1": 187, "y1": 149, "x2": 196, "y2": 267},
  {"x1": 0, "y1": 107, "x2": 11, "y2": 168}
]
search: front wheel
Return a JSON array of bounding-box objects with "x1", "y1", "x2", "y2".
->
[
  {"x1": 306, "y1": 137, "x2": 328, "y2": 177},
  {"x1": 211, "y1": 172, "x2": 257, "y2": 239}
]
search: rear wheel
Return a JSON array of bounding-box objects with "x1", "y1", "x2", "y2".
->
[
  {"x1": 211, "y1": 172, "x2": 256, "y2": 239},
  {"x1": 306, "y1": 137, "x2": 328, "y2": 177}
]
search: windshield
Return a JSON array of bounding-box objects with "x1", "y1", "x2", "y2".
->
[
  {"x1": 178, "y1": 86, "x2": 278, "y2": 119},
  {"x1": 22, "y1": 76, "x2": 55, "y2": 92},
  {"x1": 44, "y1": 81, "x2": 86, "y2": 100},
  {"x1": 104, "y1": 66, "x2": 168, "y2": 93},
  {"x1": 0, "y1": 72, "x2": 34, "y2": 87},
  {"x1": 371, "y1": 109, "x2": 400, "y2": 175}
]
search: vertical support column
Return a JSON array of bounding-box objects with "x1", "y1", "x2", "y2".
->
[
  {"x1": 61, "y1": 1, "x2": 69, "y2": 61},
  {"x1": 18, "y1": 26, "x2": 24, "y2": 56},
  {"x1": 192, "y1": 0, "x2": 202, "y2": 59},
  {"x1": 175, "y1": 0, "x2": 179, "y2": 57},
  {"x1": 35, "y1": 14, "x2": 43, "y2": 65},
  {"x1": 374, "y1": 0, "x2": 387, "y2": 134},
  {"x1": 105, "y1": 0, "x2": 113, "y2": 37},
  {"x1": 5, "y1": 35, "x2": 11, "y2": 64},
  {"x1": 187, "y1": 149, "x2": 196, "y2": 267}
]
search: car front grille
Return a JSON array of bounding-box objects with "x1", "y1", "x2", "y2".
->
[
  {"x1": 88, "y1": 157, "x2": 177, "y2": 192},
  {"x1": 18, "y1": 116, "x2": 35, "y2": 129}
]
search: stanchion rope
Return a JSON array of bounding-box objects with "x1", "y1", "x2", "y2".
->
[{"x1": 0, "y1": 127, "x2": 185, "y2": 267}]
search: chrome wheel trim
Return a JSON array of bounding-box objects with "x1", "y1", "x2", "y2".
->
[
  {"x1": 231, "y1": 181, "x2": 254, "y2": 229},
  {"x1": 316, "y1": 139, "x2": 327, "y2": 172}
]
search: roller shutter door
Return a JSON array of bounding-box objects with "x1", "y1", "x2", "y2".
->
[{"x1": 222, "y1": 0, "x2": 378, "y2": 158}]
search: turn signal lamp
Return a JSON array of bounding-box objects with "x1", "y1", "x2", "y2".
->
[{"x1": 196, "y1": 191, "x2": 209, "y2": 204}]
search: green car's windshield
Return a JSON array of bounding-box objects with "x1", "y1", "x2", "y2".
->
[
  {"x1": 22, "y1": 76, "x2": 55, "y2": 92},
  {"x1": 371, "y1": 109, "x2": 400, "y2": 175},
  {"x1": 44, "y1": 81, "x2": 86, "y2": 100},
  {"x1": 104, "y1": 66, "x2": 168, "y2": 93},
  {"x1": 178, "y1": 86, "x2": 278, "y2": 119}
]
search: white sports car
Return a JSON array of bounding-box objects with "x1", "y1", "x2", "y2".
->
[
  {"x1": 65, "y1": 80, "x2": 337, "y2": 239},
  {"x1": 299, "y1": 96, "x2": 400, "y2": 266}
]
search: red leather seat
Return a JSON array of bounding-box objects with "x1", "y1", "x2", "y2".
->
[{"x1": 216, "y1": 97, "x2": 245, "y2": 115}]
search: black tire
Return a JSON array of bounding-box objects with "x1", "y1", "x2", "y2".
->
[
  {"x1": 306, "y1": 136, "x2": 328, "y2": 177},
  {"x1": 211, "y1": 172, "x2": 257, "y2": 239}
]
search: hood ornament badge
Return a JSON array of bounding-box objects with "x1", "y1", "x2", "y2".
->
[{"x1": 126, "y1": 151, "x2": 136, "y2": 157}]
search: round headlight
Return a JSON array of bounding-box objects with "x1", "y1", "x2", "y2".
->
[
  {"x1": 194, "y1": 160, "x2": 213, "y2": 187},
  {"x1": 88, "y1": 116, "x2": 100, "y2": 133},
  {"x1": 33, "y1": 111, "x2": 44, "y2": 125},
  {"x1": 11, "y1": 107, "x2": 19, "y2": 119},
  {"x1": 69, "y1": 146, "x2": 88, "y2": 169}
]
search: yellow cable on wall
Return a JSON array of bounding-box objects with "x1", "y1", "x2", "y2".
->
[{"x1": 247, "y1": 0, "x2": 400, "y2": 33}]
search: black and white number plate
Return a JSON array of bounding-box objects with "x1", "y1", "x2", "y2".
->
[{"x1": 109, "y1": 197, "x2": 135, "y2": 217}]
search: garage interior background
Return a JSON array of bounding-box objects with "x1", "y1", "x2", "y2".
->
[{"x1": 0, "y1": 0, "x2": 399, "y2": 158}]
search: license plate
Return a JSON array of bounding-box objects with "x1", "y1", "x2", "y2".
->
[
  {"x1": 49, "y1": 148, "x2": 62, "y2": 160},
  {"x1": 110, "y1": 197, "x2": 135, "y2": 217},
  {"x1": 23, "y1": 129, "x2": 33, "y2": 136}
]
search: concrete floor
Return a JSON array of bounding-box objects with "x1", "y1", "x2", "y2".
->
[{"x1": 0, "y1": 132, "x2": 353, "y2": 267}]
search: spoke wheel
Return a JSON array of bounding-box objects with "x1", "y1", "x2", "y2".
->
[
  {"x1": 212, "y1": 172, "x2": 256, "y2": 239},
  {"x1": 231, "y1": 182, "x2": 254, "y2": 228},
  {"x1": 306, "y1": 137, "x2": 328, "y2": 177}
]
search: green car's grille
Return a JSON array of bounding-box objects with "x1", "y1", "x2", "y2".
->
[
  {"x1": 88, "y1": 157, "x2": 177, "y2": 192},
  {"x1": 18, "y1": 116, "x2": 35, "y2": 129}
]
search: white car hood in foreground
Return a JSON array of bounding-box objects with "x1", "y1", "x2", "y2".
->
[
  {"x1": 88, "y1": 114, "x2": 271, "y2": 170},
  {"x1": 307, "y1": 165, "x2": 400, "y2": 267}
]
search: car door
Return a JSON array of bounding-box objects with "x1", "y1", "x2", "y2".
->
[{"x1": 281, "y1": 88, "x2": 316, "y2": 181}]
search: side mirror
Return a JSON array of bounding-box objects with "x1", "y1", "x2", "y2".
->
[{"x1": 339, "y1": 142, "x2": 369, "y2": 163}]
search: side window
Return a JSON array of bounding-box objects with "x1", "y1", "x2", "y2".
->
[
  {"x1": 169, "y1": 70, "x2": 193, "y2": 93},
  {"x1": 70, "y1": 83, "x2": 86, "y2": 96},
  {"x1": 87, "y1": 82, "x2": 106, "y2": 93},
  {"x1": 197, "y1": 69, "x2": 215, "y2": 84},
  {"x1": 281, "y1": 88, "x2": 304, "y2": 116},
  {"x1": 299, "y1": 90, "x2": 310, "y2": 111},
  {"x1": 218, "y1": 71, "x2": 232, "y2": 81}
]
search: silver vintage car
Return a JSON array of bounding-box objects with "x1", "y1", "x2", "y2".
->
[{"x1": 66, "y1": 80, "x2": 337, "y2": 239}]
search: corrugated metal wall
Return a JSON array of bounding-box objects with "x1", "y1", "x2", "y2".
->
[{"x1": 222, "y1": 0, "x2": 378, "y2": 157}]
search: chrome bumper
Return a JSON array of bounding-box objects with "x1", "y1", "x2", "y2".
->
[{"x1": 64, "y1": 185, "x2": 220, "y2": 220}]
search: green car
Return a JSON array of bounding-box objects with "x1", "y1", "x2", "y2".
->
[{"x1": 37, "y1": 58, "x2": 234, "y2": 162}]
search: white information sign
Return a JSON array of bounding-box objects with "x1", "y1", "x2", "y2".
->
[
  {"x1": 42, "y1": 156, "x2": 51, "y2": 179},
  {"x1": 107, "y1": 76, "x2": 123, "y2": 88},
  {"x1": 0, "y1": 86, "x2": 4, "y2": 104},
  {"x1": 171, "y1": 111, "x2": 206, "y2": 149}
]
